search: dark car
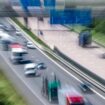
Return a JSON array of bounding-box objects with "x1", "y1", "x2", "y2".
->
[
  {"x1": 80, "y1": 82, "x2": 91, "y2": 92},
  {"x1": 36, "y1": 63, "x2": 47, "y2": 70}
]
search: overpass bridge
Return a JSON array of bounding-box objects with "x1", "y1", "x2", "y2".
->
[{"x1": 0, "y1": 0, "x2": 105, "y2": 18}]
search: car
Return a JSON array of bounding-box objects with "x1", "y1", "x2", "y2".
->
[
  {"x1": 24, "y1": 63, "x2": 39, "y2": 76},
  {"x1": 16, "y1": 30, "x2": 21, "y2": 36},
  {"x1": 3, "y1": 25, "x2": 16, "y2": 32},
  {"x1": 36, "y1": 62, "x2": 47, "y2": 70},
  {"x1": 10, "y1": 43, "x2": 28, "y2": 64},
  {"x1": 27, "y1": 41, "x2": 36, "y2": 49},
  {"x1": 80, "y1": 82, "x2": 91, "y2": 92}
]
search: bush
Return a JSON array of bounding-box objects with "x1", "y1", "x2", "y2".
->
[
  {"x1": 0, "y1": 93, "x2": 12, "y2": 105},
  {"x1": 94, "y1": 19, "x2": 105, "y2": 34}
]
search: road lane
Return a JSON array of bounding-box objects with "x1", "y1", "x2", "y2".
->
[{"x1": 0, "y1": 18, "x2": 105, "y2": 105}]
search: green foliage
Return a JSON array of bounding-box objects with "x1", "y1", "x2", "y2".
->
[
  {"x1": 0, "y1": 93, "x2": 8, "y2": 105},
  {"x1": 93, "y1": 18, "x2": 101, "y2": 26},
  {"x1": 0, "y1": 71, "x2": 27, "y2": 105},
  {"x1": 94, "y1": 19, "x2": 105, "y2": 34},
  {"x1": 0, "y1": 85, "x2": 12, "y2": 105},
  {"x1": 90, "y1": 18, "x2": 105, "y2": 47}
]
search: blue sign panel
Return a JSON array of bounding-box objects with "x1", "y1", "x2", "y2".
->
[
  {"x1": 20, "y1": 0, "x2": 41, "y2": 15},
  {"x1": 50, "y1": 9, "x2": 92, "y2": 25},
  {"x1": 75, "y1": 9, "x2": 91, "y2": 25},
  {"x1": 20, "y1": 0, "x2": 29, "y2": 12},
  {"x1": 28, "y1": 0, "x2": 41, "y2": 6},
  {"x1": 44, "y1": 0, "x2": 56, "y2": 7},
  {"x1": 20, "y1": 0, "x2": 41, "y2": 7},
  {"x1": 50, "y1": 9, "x2": 75, "y2": 24}
]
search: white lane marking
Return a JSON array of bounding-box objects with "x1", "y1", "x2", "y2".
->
[
  {"x1": 37, "y1": 46, "x2": 105, "y2": 100},
  {"x1": 0, "y1": 51, "x2": 48, "y2": 105},
  {"x1": 91, "y1": 88, "x2": 105, "y2": 100},
  {"x1": 8, "y1": 18, "x2": 105, "y2": 100}
]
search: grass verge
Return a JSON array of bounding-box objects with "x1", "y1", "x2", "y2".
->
[
  {"x1": 65, "y1": 25, "x2": 87, "y2": 33},
  {"x1": 92, "y1": 31, "x2": 105, "y2": 47},
  {"x1": 0, "y1": 70, "x2": 27, "y2": 105}
]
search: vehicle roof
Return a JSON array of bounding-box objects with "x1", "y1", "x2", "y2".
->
[
  {"x1": 67, "y1": 96, "x2": 84, "y2": 103},
  {"x1": 48, "y1": 80, "x2": 60, "y2": 89},
  {"x1": 24, "y1": 63, "x2": 37, "y2": 69},
  {"x1": 12, "y1": 48, "x2": 25, "y2": 53},
  {"x1": 27, "y1": 41, "x2": 33, "y2": 44},
  {"x1": 38, "y1": 62, "x2": 44, "y2": 65},
  {"x1": 59, "y1": 88, "x2": 84, "y2": 103},
  {"x1": 10, "y1": 44, "x2": 27, "y2": 53},
  {"x1": 10, "y1": 43, "x2": 22, "y2": 48}
]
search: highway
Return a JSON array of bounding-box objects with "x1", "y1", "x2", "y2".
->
[{"x1": 0, "y1": 18, "x2": 105, "y2": 105}]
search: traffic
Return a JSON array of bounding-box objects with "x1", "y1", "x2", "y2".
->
[{"x1": 0, "y1": 18, "x2": 105, "y2": 105}]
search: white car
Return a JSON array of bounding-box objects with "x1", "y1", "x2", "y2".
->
[
  {"x1": 27, "y1": 42, "x2": 36, "y2": 49},
  {"x1": 16, "y1": 30, "x2": 21, "y2": 36},
  {"x1": 24, "y1": 63, "x2": 39, "y2": 76}
]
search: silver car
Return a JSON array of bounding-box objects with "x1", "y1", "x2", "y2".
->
[
  {"x1": 26, "y1": 41, "x2": 36, "y2": 49},
  {"x1": 24, "y1": 63, "x2": 39, "y2": 76}
]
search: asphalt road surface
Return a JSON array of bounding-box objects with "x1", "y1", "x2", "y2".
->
[{"x1": 0, "y1": 18, "x2": 105, "y2": 105}]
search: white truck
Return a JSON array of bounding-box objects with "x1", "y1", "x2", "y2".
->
[
  {"x1": 10, "y1": 43, "x2": 27, "y2": 63},
  {"x1": 58, "y1": 87, "x2": 85, "y2": 105}
]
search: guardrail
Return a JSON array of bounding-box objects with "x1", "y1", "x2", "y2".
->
[
  {"x1": 8, "y1": 18, "x2": 105, "y2": 93},
  {"x1": 43, "y1": 46, "x2": 105, "y2": 92}
]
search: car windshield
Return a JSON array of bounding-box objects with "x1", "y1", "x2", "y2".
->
[
  {"x1": 16, "y1": 30, "x2": 20, "y2": 32},
  {"x1": 83, "y1": 85, "x2": 88, "y2": 88},
  {"x1": 70, "y1": 104, "x2": 84, "y2": 105},
  {"x1": 13, "y1": 53, "x2": 23, "y2": 56},
  {"x1": 26, "y1": 68, "x2": 35, "y2": 71},
  {"x1": 38, "y1": 63, "x2": 44, "y2": 65},
  {"x1": 28, "y1": 42, "x2": 32, "y2": 45}
]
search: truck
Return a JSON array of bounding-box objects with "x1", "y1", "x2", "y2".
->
[
  {"x1": 41, "y1": 72, "x2": 61, "y2": 102},
  {"x1": 10, "y1": 43, "x2": 27, "y2": 63},
  {"x1": 58, "y1": 87, "x2": 85, "y2": 105},
  {"x1": 41, "y1": 72, "x2": 85, "y2": 105},
  {"x1": 79, "y1": 30, "x2": 92, "y2": 47}
]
